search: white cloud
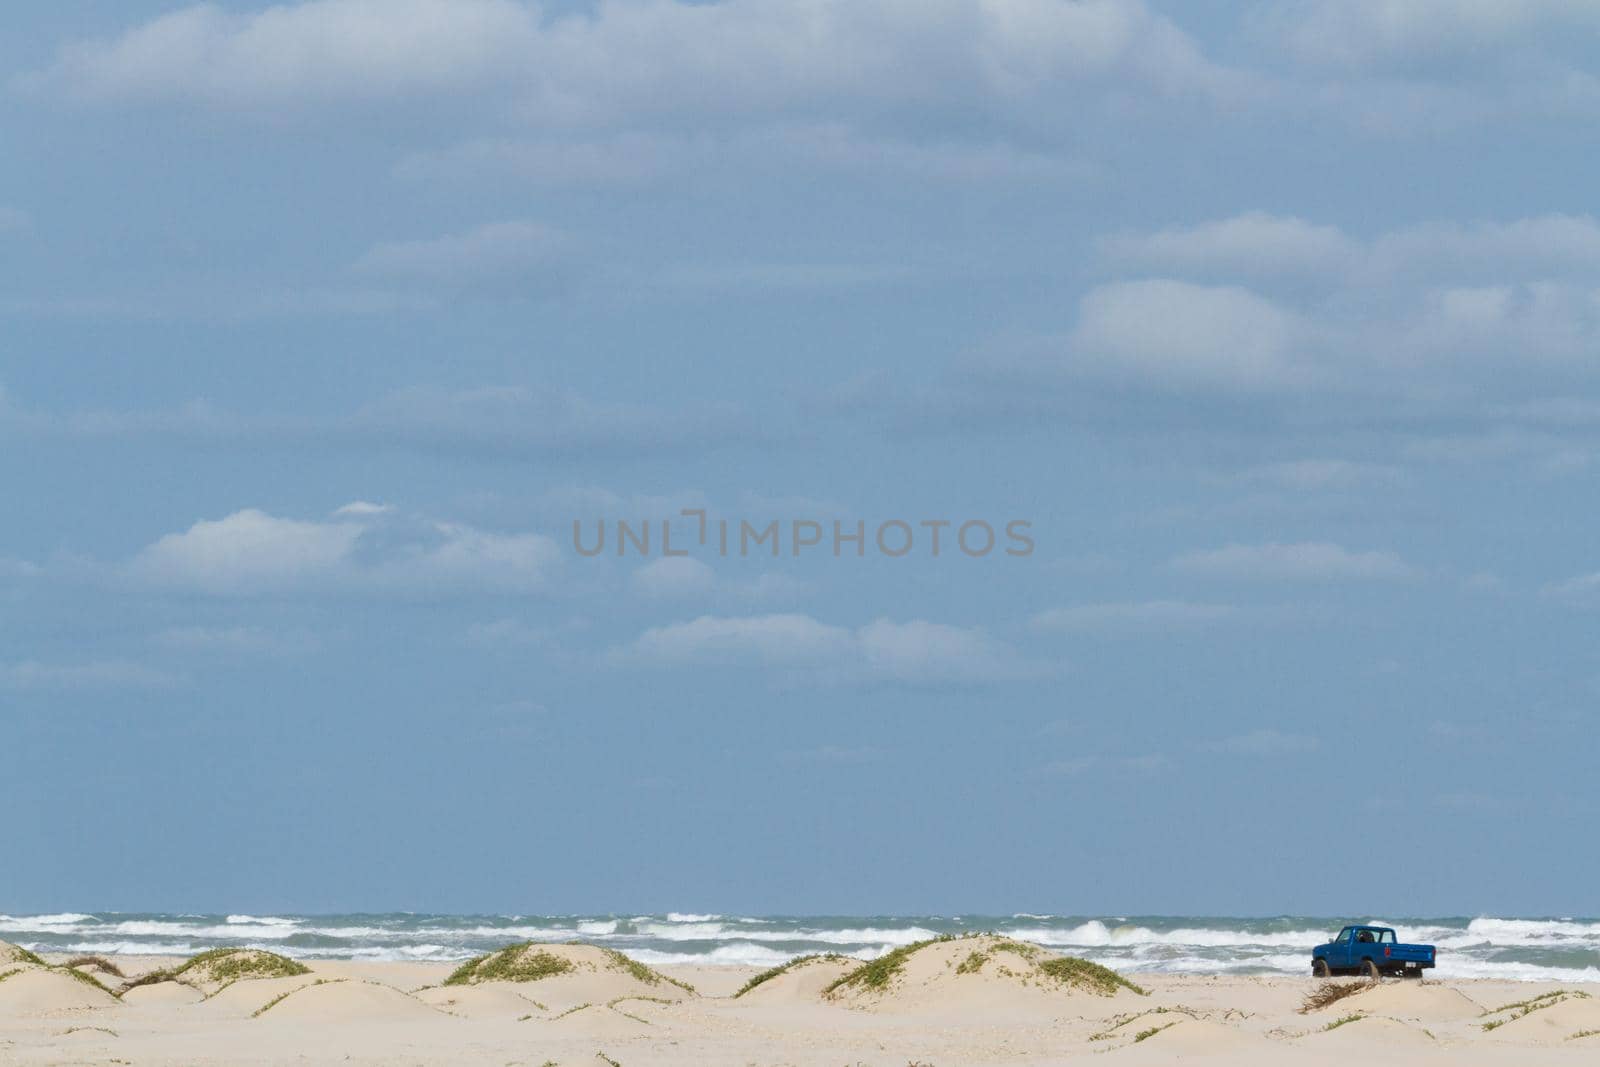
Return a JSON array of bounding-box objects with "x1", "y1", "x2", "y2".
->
[
  {"x1": 1202, "y1": 729, "x2": 1321, "y2": 755},
  {"x1": 1171, "y1": 541, "x2": 1414, "y2": 581},
  {"x1": 151, "y1": 625, "x2": 318, "y2": 656},
  {"x1": 1255, "y1": 0, "x2": 1600, "y2": 69},
  {"x1": 131, "y1": 509, "x2": 361, "y2": 593},
  {"x1": 1102, "y1": 213, "x2": 1356, "y2": 279},
  {"x1": 1114, "y1": 213, "x2": 1600, "y2": 286},
  {"x1": 31, "y1": 0, "x2": 1240, "y2": 117},
  {"x1": 1068, "y1": 280, "x2": 1309, "y2": 391},
  {"x1": 0, "y1": 384, "x2": 752, "y2": 458},
  {"x1": 628, "y1": 613, "x2": 855, "y2": 667},
  {"x1": 1032, "y1": 600, "x2": 1235, "y2": 631},
  {"x1": 464, "y1": 618, "x2": 552, "y2": 647},
  {"x1": 31, "y1": 0, "x2": 537, "y2": 105},
  {"x1": 621, "y1": 612, "x2": 1040, "y2": 684},
  {"x1": 631, "y1": 556, "x2": 717, "y2": 598},
  {"x1": 1546, "y1": 571, "x2": 1600, "y2": 602},
  {"x1": 128, "y1": 504, "x2": 559, "y2": 596},
  {"x1": 1228, "y1": 460, "x2": 1406, "y2": 491},
  {"x1": 353, "y1": 220, "x2": 569, "y2": 285},
  {"x1": 0, "y1": 660, "x2": 179, "y2": 691}
]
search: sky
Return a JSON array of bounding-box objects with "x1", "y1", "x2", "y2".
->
[{"x1": 3, "y1": 0, "x2": 1598, "y2": 918}]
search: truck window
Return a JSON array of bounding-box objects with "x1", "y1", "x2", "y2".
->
[
  {"x1": 1379, "y1": 930, "x2": 1395, "y2": 944},
  {"x1": 1335, "y1": 929, "x2": 1352, "y2": 944}
]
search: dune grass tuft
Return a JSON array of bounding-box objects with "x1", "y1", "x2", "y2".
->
[
  {"x1": 444, "y1": 944, "x2": 575, "y2": 986},
  {"x1": 1300, "y1": 980, "x2": 1371, "y2": 1014},
  {"x1": 734, "y1": 954, "x2": 847, "y2": 997},
  {"x1": 56, "y1": 966, "x2": 111, "y2": 992},
  {"x1": 65, "y1": 955, "x2": 126, "y2": 978},
  {"x1": 599, "y1": 947, "x2": 694, "y2": 992},
  {"x1": 1480, "y1": 989, "x2": 1588, "y2": 1030},
  {"x1": 1134, "y1": 1021, "x2": 1178, "y2": 1042},
  {"x1": 1035, "y1": 956, "x2": 1146, "y2": 996},
  {"x1": 3, "y1": 945, "x2": 46, "y2": 967},
  {"x1": 825, "y1": 936, "x2": 955, "y2": 995},
  {"x1": 1323, "y1": 1013, "x2": 1365, "y2": 1032},
  {"x1": 174, "y1": 948, "x2": 310, "y2": 985}
]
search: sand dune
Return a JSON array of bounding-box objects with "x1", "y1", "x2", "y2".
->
[
  {"x1": 823, "y1": 934, "x2": 1147, "y2": 1015},
  {"x1": 436, "y1": 942, "x2": 696, "y2": 1011},
  {"x1": 734, "y1": 954, "x2": 860, "y2": 1002},
  {"x1": 1307, "y1": 1014, "x2": 1438, "y2": 1049},
  {"x1": 1, "y1": 949, "x2": 1597, "y2": 1064},
  {"x1": 1312, "y1": 980, "x2": 1485, "y2": 1022},
  {"x1": 254, "y1": 980, "x2": 442, "y2": 1023},
  {"x1": 0, "y1": 968, "x2": 119, "y2": 1015}
]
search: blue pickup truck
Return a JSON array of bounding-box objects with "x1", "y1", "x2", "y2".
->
[{"x1": 1312, "y1": 925, "x2": 1436, "y2": 978}]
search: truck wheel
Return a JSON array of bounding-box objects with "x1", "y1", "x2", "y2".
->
[
  {"x1": 1312, "y1": 959, "x2": 1330, "y2": 978},
  {"x1": 1363, "y1": 959, "x2": 1381, "y2": 981}
]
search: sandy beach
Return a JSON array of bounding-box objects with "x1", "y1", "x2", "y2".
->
[{"x1": 4, "y1": 938, "x2": 1599, "y2": 1065}]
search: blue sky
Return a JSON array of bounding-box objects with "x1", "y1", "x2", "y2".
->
[{"x1": 3, "y1": 0, "x2": 1598, "y2": 917}]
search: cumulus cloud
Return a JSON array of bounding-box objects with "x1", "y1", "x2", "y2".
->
[
  {"x1": 1254, "y1": 0, "x2": 1600, "y2": 69},
  {"x1": 1067, "y1": 280, "x2": 1310, "y2": 391},
  {"x1": 1032, "y1": 600, "x2": 1235, "y2": 631},
  {"x1": 28, "y1": 0, "x2": 1242, "y2": 117},
  {"x1": 1226, "y1": 460, "x2": 1406, "y2": 491},
  {"x1": 28, "y1": 0, "x2": 537, "y2": 105},
  {"x1": 0, "y1": 659, "x2": 179, "y2": 691},
  {"x1": 1104, "y1": 213, "x2": 1600, "y2": 285},
  {"x1": 1202, "y1": 729, "x2": 1321, "y2": 755},
  {"x1": 353, "y1": 220, "x2": 571, "y2": 287},
  {"x1": 127, "y1": 503, "x2": 559, "y2": 596},
  {"x1": 0, "y1": 384, "x2": 752, "y2": 458},
  {"x1": 631, "y1": 556, "x2": 718, "y2": 598},
  {"x1": 1101, "y1": 213, "x2": 1357, "y2": 279},
  {"x1": 151, "y1": 625, "x2": 319, "y2": 656},
  {"x1": 620, "y1": 612, "x2": 1041, "y2": 684},
  {"x1": 1171, "y1": 541, "x2": 1414, "y2": 581}
]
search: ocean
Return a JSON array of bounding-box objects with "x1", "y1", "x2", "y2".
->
[{"x1": 4, "y1": 913, "x2": 1597, "y2": 982}]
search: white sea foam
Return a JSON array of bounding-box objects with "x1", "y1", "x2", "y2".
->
[{"x1": 666, "y1": 913, "x2": 723, "y2": 923}]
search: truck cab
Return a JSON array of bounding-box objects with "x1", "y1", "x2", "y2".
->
[{"x1": 1312, "y1": 925, "x2": 1436, "y2": 978}]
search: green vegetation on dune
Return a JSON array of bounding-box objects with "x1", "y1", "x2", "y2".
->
[
  {"x1": 57, "y1": 966, "x2": 111, "y2": 992},
  {"x1": 599, "y1": 947, "x2": 694, "y2": 993},
  {"x1": 824, "y1": 934, "x2": 1143, "y2": 998},
  {"x1": 1481, "y1": 990, "x2": 1589, "y2": 1031},
  {"x1": 444, "y1": 944, "x2": 575, "y2": 986},
  {"x1": 176, "y1": 948, "x2": 310, "y2": 984},
  {"x1": 1, "y1": 944, "x2": 46, "y2": 967},
  {"x1": 955, "y1": 950, "x2": 989, "y2": 975},
  {"x1": 1036, "y1": 956, "x2": 1146, "y2": 996},
  {"x1": 1134, "y1": 1021, "x2": 1178, "y2": 1042},
  {"x1": 735, "y1": 953, "x2": 849, "y2": 997},
  {"x1": 443, "y1": 942, "x2": 692, "y2": 992},
  {"x1": 824, "y1": 936, "x2": 956, "y2": 995}
]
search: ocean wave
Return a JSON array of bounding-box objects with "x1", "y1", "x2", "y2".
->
[
  {"x1": 666, "y1": 913, "x2": 723, "y2": 923},
  {"x1": 226, "y1": 915, "x2": 301, "y2": 927},
  {"x1": 0, "y1": 913, "x2": 98, "y2": 932}
]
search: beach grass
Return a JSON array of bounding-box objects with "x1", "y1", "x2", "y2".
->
[
  {"x1": 1300, "y1": 980, "x2": 1370, "y2": 1013},
  {"x1": 65, "y1": 955, "x2": 126, "y2": 978},
  {"x1": 824, "y1": 936, "x2": 955, "y2": 994},
  {"x1": 734, "y1": 953, "x2": 848, "y2": 997},
  {"x1": 444, "y1": 945, "x2": 574, "y2": 986},
  {"x1": 1323, "y1": 1013, "x2": 1365, "y2": 1032}
]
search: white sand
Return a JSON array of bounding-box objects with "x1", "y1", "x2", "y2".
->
[{"x1": 1, "y1": 944, "x2": 1597, "y2": 1065}]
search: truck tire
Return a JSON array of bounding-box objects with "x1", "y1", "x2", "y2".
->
[
  {"x1": 1312, "y1": 959, "x2": 1330, "y2": 978},
  {"x1": 1363, "y1": 959, "x2": 1381, "y2": 981}
]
